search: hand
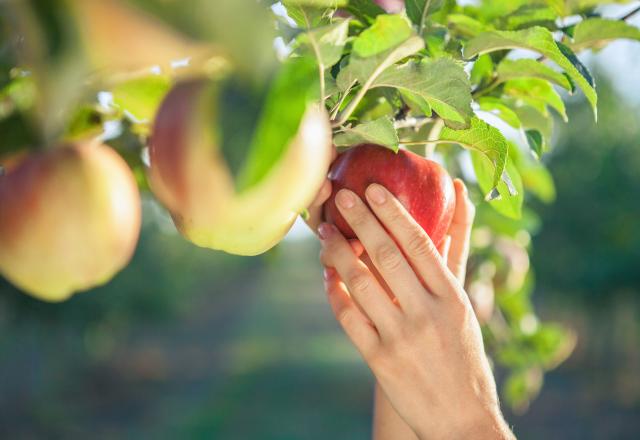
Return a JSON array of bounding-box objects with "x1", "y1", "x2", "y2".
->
[{"x1": 318, "y1": 183, "x2": 514, "y2": 439}]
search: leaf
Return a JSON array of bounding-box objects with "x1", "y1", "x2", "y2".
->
[
  {"x1": 496, "y1": 58, "x2": 573, "y2": 91},
  {"x1": 400, "y1": 90, "x2": 432, "y2": 117},
  {"x1": 503, "y1": 78, "x2": 567, "y2": 122},
  {"x1": 477, "y1": 97, "x2": 521, "y2": 129},
  {"x1": 470, "y1": 54, "x2": 494, "y2": 87},
  {"x1": 284, "y1": 0, "x2": 347, "y2": 6},
  {"x1": 283, "y1": 1, "x2": 332, "y2": 29},
  {"x1": 464, "y1": 26, "x2": 597, "y2": 119},
  {"x1": 448, "y1": 14, "x2": 492, "y2": 38},
  {"x1": 510, "y1": 144, "x2": 556, "y2": 203},
  {"x1": 333, "y1": 116, "x2": 399, "y2": 150},
  {"x1": 510, "y1": 102, "x2": 554, "y2": 141},
  {"x1": 472, "y1": 151, "x2": 524, "y2": 219},
  {"x1": 344, "y1": 0, "x2": 386, "y2": 24},
  {"x1": 336, "y1": 35, "x2": 424, "y2": 90},
  {"x1": 352, "y1": 14, "x2": 413, "y2": 58},
  {"x1": 237, "y1": 57, "x2": 319, "y2": 191},
  {"x1": 406, "y1": 0, "x2": 445, "y2": 29},
  {"x1": 572, "y1": 18, "x2": 640, "y2": 51},
  {"x1": 296, "y1": 19, "x2": 350, "y2": 69},
  {"x1": 439, "y1": 117, "x2": 508, "y2": 189},
  {"x1": 525, "y1": 130, "x2": 544, "y2": 159},
  {"x1": 111, "y1": 75, "x2": 171, "y2": 123},
  {"x1": 371, "y1": 58, "x2": 473, "y2": 126},
  {"x1": 501, "y1": 4, "x2": 557, "y2": 30}
]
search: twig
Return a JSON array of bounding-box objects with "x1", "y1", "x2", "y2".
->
[{"x1": 620, "y1": 4, "x2": 640, "y2": 21}]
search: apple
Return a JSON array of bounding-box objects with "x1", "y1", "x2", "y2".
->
[
  {"x1": 324, "y1": 144, "x2": 455, "y2": 247},
  {"x1": 148, "y1": 79, "x2": 332, "y2": 255},
  {"x1": 0, "y1": 142, "x2": 141, "y2": 302}
]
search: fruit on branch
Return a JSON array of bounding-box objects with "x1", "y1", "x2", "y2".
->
[
  {"x1": 0, "y1": 142, "x2": 141, "y2": 302},
  {"x1": 149, "y1": 79, "x2": 332, "y2": 255},
  {"x1": 374, "y1": 0, "x2": 405, "y2": 14},
  {"x1": 324, "y1": 144, "x2": 455, "y2": 248}
]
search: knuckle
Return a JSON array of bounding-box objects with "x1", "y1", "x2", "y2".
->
[
  {"x1": 337, "y1": 309, "x2": 355, "y2": 328},
  {"x1": 407, "y1": 232, "x2": 435, "y2": 259},
  {"x1": 375, "y1": 243, "x2": 403, "y2": 272},
  {"x1": 347, "y1": 269, "x2": 371, "y2": 294}
]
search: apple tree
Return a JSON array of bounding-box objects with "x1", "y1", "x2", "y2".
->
[{"x1": 1, "y1": 0, "x2": 640, "y2": 410}]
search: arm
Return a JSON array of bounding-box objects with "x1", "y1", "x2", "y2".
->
[{"x1": 318, "y1": 183, "x2": 515, "y2": 439}]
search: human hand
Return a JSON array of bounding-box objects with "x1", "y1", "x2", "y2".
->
[{"x1": 318, "y1": 183, "x2": 514, "y2": 439}]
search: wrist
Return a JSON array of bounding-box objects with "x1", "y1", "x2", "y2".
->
[{"x1": 415, "y1": 406, "x2": 514, "y2": 440}]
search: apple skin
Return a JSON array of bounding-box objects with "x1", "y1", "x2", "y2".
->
[
  {"x1": 0, "y1": 142, "x2": 141, "y2": 302},
  {"x1": 149, "y1": 79, "x2": 333, "y2": 255},
  {"x1": 324, "y1": 144, "x2": 455, "y2": 248}
]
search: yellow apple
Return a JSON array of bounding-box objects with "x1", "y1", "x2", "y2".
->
[{"x1": 0, "y1": 142, "x2": 141, "y2": 301}]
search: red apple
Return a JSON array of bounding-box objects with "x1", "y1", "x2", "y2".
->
[
  {"x1": 0, "y1": 142, "x2": 141, "y2": 301},
  {"x1": 324, "y1": 144, "x2": 455, "y2": 247}
]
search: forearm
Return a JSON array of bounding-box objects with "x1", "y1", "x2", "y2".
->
[{"x1": 373, "y1": 383, "x2": 419, "y2": 440}]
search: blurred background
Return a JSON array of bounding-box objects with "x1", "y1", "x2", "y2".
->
[{"x1": 2, "y1": 9, "x2": 640, "y2": 440}]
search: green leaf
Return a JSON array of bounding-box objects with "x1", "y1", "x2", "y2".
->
[
  {"x1": 333, "y1": 116, "x2": 399, "y2": 150},
  {"x1": 237, "y1": 57, "x2": 319, "y2": 191},
  {"x1": 510, "y1": 144, "x2": 556, "y2": 203},
  {"x1": 496, "y1": 58, "x2": 573, "y2": 91},
  {"x1": 64, "y1": 106, "x2": 103, "y2": 141},
  {"x1": 477, "y1": 97, "x2": 521, "y2": 129},
  {"x1": 501, "y1": 4, "x2": 557, "y2": 30},
  {"x1": 470, "y1": 54, "x2": 495, "y2": 87},
  {"x1": 406, "y1": 0, "x2": 445, "y2": 29},
  {"x1": 352, "y1": 14, "x2": 413, "y2": 58},
  {"x1": 472, "y1": 150, "x2": 524, "y2": 219},
  {"x1": 464, "y1": 26, "x2": 597, "y2": 119},
  {"x1": 508, "y1": 101, "x2": 553, "y2": 141},
  {"x1": 296, "y1": 18, "x2": 350, "y2": 69},
  {"x1": 111, "y1": 75, "x2": 171, "y2": 123},
  {"x1": 336, "y1": 35, "x2": 424, "y2": 90},
  {"x1": 503, "y1": 78, "x2": 567, "y2": 122},
  {"x1": 400, "y1": 90, "x2": 432, "y2": 117},
  {"x1": 448, "y1": 14, "x2": 492, "y2": 38},
  {"x1": 344, "y1": 0, "x2": 386, "y2": 24},
  {"x1": 283, "y1": 2, "x2": 329, "y2": 28},
  {"x1": 525, "y1": 129, "x2": 545, "y2": 159},
  {"x1": 502, "y1": 368, "x2": 542, "y2": 411},
  {"x1": 439, "y1": 117, "x2": 508, "y2": 189},
  {"x1": 572, "y1": 18, "x2": 640, "y2": 52},
  {"x1": 371, "y1": 58, "x2": 473, "y2": 126}
]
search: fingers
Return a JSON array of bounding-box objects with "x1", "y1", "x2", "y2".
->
[
  {"x1": 438, "y1": 235, "x2": 452, "y2": 262},
  {"x1": 364, "y1": 184, "x2": 459, "y2": 298},
  {"x1": 447, "y1": 179, "x2": 475, "y2": 284},
  {"x1": 324, "y1": 267, "x2": 379, "y2": 356},
  {"x1": 318, "y1": 223, "x2": 401, "y2": 335},
  {"x1": 334, "y1": 189, "x2": 429, "y2": 311},
  {"x1": 306, "y1": 179, "x2": 332, "y2": 230}
]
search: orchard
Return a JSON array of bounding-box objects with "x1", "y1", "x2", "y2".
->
[{"x1": 1, "y1": 0, "x2": 640, "y2": 425}]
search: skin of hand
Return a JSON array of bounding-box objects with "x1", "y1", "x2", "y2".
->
[{"x1": 315, "y1": 183, "x2": 515, "y2": 440}]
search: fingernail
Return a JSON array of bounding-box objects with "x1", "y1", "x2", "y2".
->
[
  {"x1": 318, "y1": 223, "x2": 334, "y2": 240},
  {"x1": 366, "y1": 184, "x2": 386, "y2": 205},
  {"x1": 337, "y1": 189, "x2": 356, "y2": 209},
  {"x1": 323, "y1": 267, "x2": 336, "y2": 280}
]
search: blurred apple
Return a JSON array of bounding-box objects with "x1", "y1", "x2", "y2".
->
[
  {"x1": 374, "y1": 0, "x2": 405, "y2": 13},
  {"x1": 69, "y1": 0, "x2": 213, "y2": 74},
  {"x1": 148, "y1": 79, "x2": 332, "y2": 255},
  {"x1": 0, "y1": 142, "x2": 141, "y2": 302}
]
